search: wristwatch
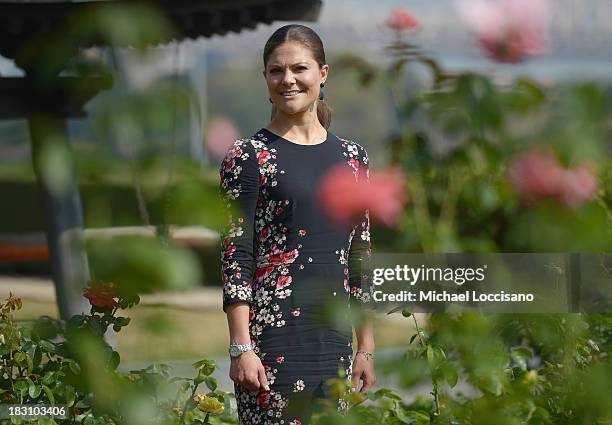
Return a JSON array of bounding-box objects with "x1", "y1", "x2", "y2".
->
[{"x1": 229, "y1": 342, "x2": 254, "y2": 358}]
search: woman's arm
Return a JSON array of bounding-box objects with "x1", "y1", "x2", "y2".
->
[
  {"x1": 220, "y1": 140, "x2": 259, "y2": 312},
  {"x1": 226, "y1": 302, "x2": 269, "y2": 394},
  {"x1": 220, "y1": 140, "x2": 268, "y2": 394},
  {"x1": 347, "y1": 145, "x2": 377, "y2": 392}
]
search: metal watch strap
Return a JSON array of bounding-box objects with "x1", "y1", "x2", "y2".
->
[
  {"x1": 231, "y1": 342, "x2": 252, "y2": 351},
  {"x1": 229, "y1": 342, "x2": 253, "y2": 357}
]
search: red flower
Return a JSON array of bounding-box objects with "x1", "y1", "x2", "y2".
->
[
  {"x1": 386, "y1": 7, "x2": 420, "y2": 31},
  {"x1": 257, "y1": 150, "x2": 272, "y2": 165},
  {"x1": 259, "y1": 227, "x2": 271, "y2": 242},
  {"x1": 276, "y1": 356, "x2": 285, "y2": 363},
  {"x1": 262, "y1": 249, "x2": 299, "y2": 268},
  {"x1": 225, "y1": 245, "x2": 237, "y2": 257},
  {"x1": 83, "y1": 281, "x2": 119, "y2": 309},
  {"x1": 223, "y1": 158, "x2": 235, "y2": 172},
  {"x1": 255, "y1": 266, "x2": 273, "y2": 282},
  {"x1": 257, "y1": 391, "x2": 270, "y2": 408},
  {"x1": 456, "y1": 0, "x2": 550, "y2": 63},
  {"x1": 298, "y1": 229, "x2": 307, "y2": 237},
  {"x1": 318, "y1": 165, "x2": 408, "y2": 227},
  {"x1": 277, "y1": 276, "x2": 292, "y2": 289}
]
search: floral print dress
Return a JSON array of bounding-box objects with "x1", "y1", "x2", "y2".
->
[{"x1": 220, "y1": 128, "x2": 373, "y2": 425}]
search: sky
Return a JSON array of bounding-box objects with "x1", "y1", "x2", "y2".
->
[{"x1": 1, "y1": 0, "x2": 612, "y2": 79}]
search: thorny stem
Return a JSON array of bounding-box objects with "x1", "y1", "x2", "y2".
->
[
  {"x1": 411, "y1": 314, "x2": 426, "y2": 347},
  {"x1": 178, "y1": 380, "x2": 200, "y2": 425},
  {"x1": 411, "y1": 314, "x2": 441, "y2": 416}
]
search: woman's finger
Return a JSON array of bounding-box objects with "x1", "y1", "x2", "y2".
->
[
  {"x1": 351, "y1": 368, "x2": 363, "y2": 392},
  {"x1": 258, "y1": 366, "x2": 270, "y2": 391},
  {"x1": 360, "y1": 372, "x2": 377, "y2": 392}
]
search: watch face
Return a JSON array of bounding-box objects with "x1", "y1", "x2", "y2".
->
[{"x1": 229, "y1": 345, "x2": 241, "y2": 357}]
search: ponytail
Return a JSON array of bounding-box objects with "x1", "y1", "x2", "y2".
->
[{"x1": 317, "y1": 99, "x2": 332, "y2": 130}]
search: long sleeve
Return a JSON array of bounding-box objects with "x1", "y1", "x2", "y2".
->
[
  {"x1": 347, "y1": 145, "x2": 374, "y2": 310},
  {"x1": 219, "y1": 139, "x2": 259, "y2": 313}
]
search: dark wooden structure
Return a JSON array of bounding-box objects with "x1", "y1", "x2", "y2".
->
[{"x1": 0, "y1": 0, "x2": 322, "y2": 319}]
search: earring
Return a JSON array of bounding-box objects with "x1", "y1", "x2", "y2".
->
[
  {"x1": 319, "y1": 83, "x2": 325, "y2": 101},
  {"x1": 269, "y1": 97, "x2": 273, "y2": 103}
]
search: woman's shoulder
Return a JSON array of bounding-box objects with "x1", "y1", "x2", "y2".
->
[
  {"x1": 229, "y1": 135, "x2": 267, "y2": 152},
  {"x1": 334, "y1": 133, "x2": 370, "y2": 165},
  {"x1": 221, "y1": 135, "x2": 268, "y2": 162}
]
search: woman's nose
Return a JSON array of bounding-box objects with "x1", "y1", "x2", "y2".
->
[{"x1": 281, "y1": 70, "x2": 296, "y2": 85}]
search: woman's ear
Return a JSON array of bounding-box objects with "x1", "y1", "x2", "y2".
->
[{"x1": 320, "y1": 64, "x2": 329, "y2": 85}]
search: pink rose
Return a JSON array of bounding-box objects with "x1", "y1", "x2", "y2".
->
[
  {"x1": 509, "y1": 149, "x2": 598, "y2": 208},
  {"x1": 386, "y1": 7, "x2": 420, "y2": 31},
  {"x1": 456, "y1": 0, "x2": 551, "y2": 63},
  {"x1": 208, "y1": 116, "x2": 241, "y2": 163},
  {"x1": 559, "y1": 164, "x2": 598, "y2": 208},
  {"x1": 509, "y1": 149, "x2": 564, "y2": 199},
  {"x1": 318, "y1": 165, "x2": 407, "y2": 227}
]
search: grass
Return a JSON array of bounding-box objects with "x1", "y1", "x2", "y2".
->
[{"x1": 12, "y1": 299, "x2": 417, "y2": 363}]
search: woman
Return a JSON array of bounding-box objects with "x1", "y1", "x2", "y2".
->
[{"x1": 220, "y1": 24, "x2": 376, "y2": 425}]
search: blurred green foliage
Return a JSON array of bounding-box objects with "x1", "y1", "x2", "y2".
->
[
  {"x1": 0, "y1": 292, "x2": 237, "y2": 425},
  {"x1": 0, "y1": 2, "x2": 610, "y2": 424}
]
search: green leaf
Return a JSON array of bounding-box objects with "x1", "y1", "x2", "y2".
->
[
  {"x1": 33, "y1": 346, "x2": 42, "y2": 368},
  {"x1": 426, "y1": 346, "x2": 434, "y2": 366},
  {"x1": 25, "y1": 353, "x2": 33, "y2": 372},
  {"x1": 28, "y1": 382, "x2": 41, "y2": 399},
  {"x1": 42, "y1": 371, "x2": 55, "y2": 386},
  {"x1": 409, "y1": 334, "x2": 418, "y2": 345},
  {"x1": 109, "y1": 351, "x2": 120, "y2": 370},
  {"x1": 192, "y1": 359, "x2": 216, "y2": 376},
  {"x1": 401, "y1": 309, "x2": 412, "y2": 318},
  {"x1": 442, "y1": 363, "x2": 459, "y2": 389},
  {"x1": 40, "y1": 340, "x2": 55, "y2": 354},
  {"x1": 14, "y1": 380, "x2": 28, "y2": 394},
  {"x1": 204, "y1": 376, "x2": 218, "y2": 391},
  {"x1": 42, "y1": 385, "x2": 55, "y2": 405},
  {"x1": 14, "y1": 352, "x2": 25, "y2": 363},
  {"x1": 373, "y1": 388, "x2": 402, "y2": 401}
]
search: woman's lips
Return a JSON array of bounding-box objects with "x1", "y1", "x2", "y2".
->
[{"x1": 280, "y1": 90, "x2": 303, "y2": 98}]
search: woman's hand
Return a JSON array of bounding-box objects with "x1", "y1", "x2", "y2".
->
[
  {"x1": 229, "y1": 351, "x2": 270, "y2": 395},
  {"x1": 351, "y1": 351, "x2": 376, "y2": 393}
]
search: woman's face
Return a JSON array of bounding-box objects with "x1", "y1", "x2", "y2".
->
[{"x1": 263, "y1": 41, "x2": 328, "y2": 116}]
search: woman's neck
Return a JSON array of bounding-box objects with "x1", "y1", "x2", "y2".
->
[{"x1": 267, "y1": 112, "x2": 326, "y2": 144}]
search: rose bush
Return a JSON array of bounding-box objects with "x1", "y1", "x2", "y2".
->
[{"x1": 0, "y1": 289, "x2": 236, "y2": 425}]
